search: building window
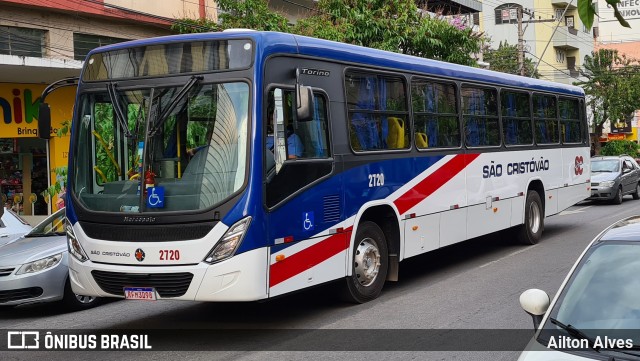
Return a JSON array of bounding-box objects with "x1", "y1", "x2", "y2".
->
[
  {"x1": 565, "y1": 15, "x2": 575, "y2": 28},
  {"x1": 73, "y1": 33, "x2": 128, "y2": 61},
  {"x1": 494, "y1": 4, "x2": 521, "y2": 25},
  {"x1": 555, "y1": 8, "x2": 564, "y2": 22},
  {"x1": 556, "y1": 49, "x2": 566, "y2": 63},
  {"x1": 0, "y1": 26, "x2": 45, "y2": 58}
]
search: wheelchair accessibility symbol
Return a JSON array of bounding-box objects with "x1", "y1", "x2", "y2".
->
[
  {"x1": 147, "y1": 186, "x2": 165, "y2": 208},
  {"x1": 303, "y1": 211, "x2": 314, "y2": 231}
]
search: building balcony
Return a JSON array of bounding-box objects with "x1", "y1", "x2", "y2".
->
[
  {"x1": 551, "y1": 1, "x2": 577, "y2": 9},
  {"x1": 553, "y1": 26, "x2": 580, "y2": 50}
]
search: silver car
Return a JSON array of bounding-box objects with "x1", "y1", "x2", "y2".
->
[
  {"x1": 0, "y1": 208, "x2": 100, "y2": 310},
  {"x1": 0, "y1": 207, "x2": 32, "y2": 247},
  {"x1": 588, "y1": 155, "x2": 640, "y2": 204}
]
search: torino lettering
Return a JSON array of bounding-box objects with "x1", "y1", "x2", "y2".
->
[{"x1": 483, "y1": 158, "x2": 550, "y2": 179}]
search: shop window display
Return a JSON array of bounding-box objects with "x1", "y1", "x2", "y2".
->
[{"x1": 0, "y1": 138, "x2": 48, "y2": 216}]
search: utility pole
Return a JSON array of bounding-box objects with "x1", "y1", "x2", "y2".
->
[{"x1": 517, "y1": 7, "x2": 524, "y2": 76}]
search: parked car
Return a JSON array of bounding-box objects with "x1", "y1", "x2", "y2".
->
[
  {"x1": 518, "y1": 216, "x2": 640, "y2": 360},
  {"x1": 0, "y1": 207, "x2": 32, "y2": 247},
  {"x1": 0, "y1": 208, "x2": 101, "y2": 310},
  {"x1": 589, "y1": 155, "x2": 640, "y2": 204}
]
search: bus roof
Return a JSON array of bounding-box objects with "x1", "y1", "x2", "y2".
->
[{"x1": 89, "y1": 30, "x2": 584, "y2": 97}]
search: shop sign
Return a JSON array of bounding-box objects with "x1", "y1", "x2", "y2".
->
[
  {"x1": 608, "y1": 133, "x2": 626, "y2": 141},
  {"x1": 0, "y1": 84, "x2": 74, "y2": 138}
]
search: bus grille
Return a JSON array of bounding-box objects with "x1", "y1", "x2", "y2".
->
[
  {"x1": 0, "y1": 267, "x2": 15, "y2": 277},
  {"x1": 0, "y1": 287, "x2": 43, "y2": 303},
  {"x1": 323, "y1": 195, "x2": 341, "y2": 223},
  {"x1": 79, "y1": 221, "x2": 215, "y2": 242},
  {"x1": 91, "y1": 271, "x2": 193, "y2": 298}
]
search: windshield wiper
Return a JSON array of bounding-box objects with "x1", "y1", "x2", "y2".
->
[
  {"x1": 549, "y1": 317, "x2": 600, "y2": 352},
  {"x1": 107, "y1": 82, "x2": 132, "y2": 138},
  {"x1": 148, "y1": 75, "x2": 202, "y2": 137}
]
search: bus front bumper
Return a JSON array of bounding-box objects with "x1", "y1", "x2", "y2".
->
[{"x1": 68, "y1": 247, "x2": 269, "y2": 302}]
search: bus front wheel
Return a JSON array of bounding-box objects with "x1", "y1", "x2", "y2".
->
[
  {"x1": 342, "y1": 221, "x2": 388, "y2": 303},
  {"x1": 517, "y1": 191, "x2": 544, "y2": 245}
]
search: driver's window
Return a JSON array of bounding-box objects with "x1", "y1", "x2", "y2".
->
[
  {"x1": 264, "y1": 89, "x2": 332, "y2": 207},
  {"x1": 265, "y1": 89, "x2": 330, "y2": 162}
]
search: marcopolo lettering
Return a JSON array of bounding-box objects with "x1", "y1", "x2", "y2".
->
[{"x1": 0, "y1": 88, "x2": 40, "y2": 125}]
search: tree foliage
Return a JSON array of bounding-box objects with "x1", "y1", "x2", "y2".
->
[
  {"x1": 172, "y1": 0, "x2": 486, "y2": 67},
  {"x1": 483, "y1": 42, "x2": 539, "y2": 78},
  {"x1": 574, "y1": 49, "x2": 640, "y2": 154},
  {"x1": 601, "y1": 140, "x2": 639, "y2": 158},
  {"x1": 579, "y1": 0, "x2": 629, "y2": 29},
  {"x1": 293, "y1": 0, "x2": 486, "y2": 66},
  {"x1": 172, "y1": 0, "x2": 290, "y2": 33}
]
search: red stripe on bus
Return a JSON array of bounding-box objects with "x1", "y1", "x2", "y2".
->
[
  {"x1": 393, "y1": 153, "x2": 480, "y2": 215},
  {"x1": 269, "y1": 228, "x2": 352, "y2": 288},
  {"x1": 269, "y1": 153, "x2": 480, "y2": 288}
]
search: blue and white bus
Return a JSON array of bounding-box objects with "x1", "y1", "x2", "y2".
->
[{"x1": 39, "y1": 31, "x2": 589, "y2": 303}]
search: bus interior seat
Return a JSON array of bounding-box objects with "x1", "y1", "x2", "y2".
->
[
  {"x1": 415, "y1": 132, "x2": 428, "y2": 148},
  {"x1": 386, "y1": 117, "x2": 404, "y2": 149},
  {"x1": 426, "y1": 119, "x2": 438, "y2": 147}
]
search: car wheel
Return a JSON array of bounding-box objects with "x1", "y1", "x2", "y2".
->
[
  {"x1": 341, "y1": 221, "x2": 388, "y2": 303},
  {"x1": 516, "y1": 191, "x2": 544, "y2": 245},
  {"x1": 633, "y1": 183, "x2": 640, "y2": 200},
  {"x1": 61, "y1": 279, "x2": 100, "y2": 311},
  {"x1": 613, "y1": 186, "x2": 623, "y2": 205}
]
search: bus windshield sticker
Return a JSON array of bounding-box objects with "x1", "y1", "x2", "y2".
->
[
  {"x1": 303, "y1": 212, "x2": 314, "y2": 231},
  {"x1": 147, "y1": 187, "x2": 165, "y2": 208}
]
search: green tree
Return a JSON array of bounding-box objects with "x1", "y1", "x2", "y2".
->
[
  {"x1": 483, "y1": 42, "x2": 539, "y2": 78},
  {"x1": 574, "y1": 49, "x2": 640, "y2": 155},
  {"x1": 293, "y1": 0, "x2": 486, "y2": 66},
  {"x1": 172, "y1": 0, "x2": 290, "y2": 33}
]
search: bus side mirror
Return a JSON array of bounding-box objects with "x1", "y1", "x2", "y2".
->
[
  {"x1": 39, "y1": 103, "x2": 51, "y2": 140},
  {"x1": 296, "y1": 85, "x2": 314, "y2": 122}
]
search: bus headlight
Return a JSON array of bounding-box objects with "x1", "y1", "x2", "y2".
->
[
  {"x1": 204, "y1": 217, "x2": 252, "y2": 264},
  {"x1": 16, "y1": 253, "x2": 63, "y2": 275},
  {"x1": 67, "y1": 219, "x2": 88, "y2": 262}
]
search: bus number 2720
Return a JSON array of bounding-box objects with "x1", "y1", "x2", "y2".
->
[
  {"x1": 368, "y1": 173, "x2": 384, "y2": 188},
  {"x1": 159, "y1": 250, "x2": 180, "y2": 261}
]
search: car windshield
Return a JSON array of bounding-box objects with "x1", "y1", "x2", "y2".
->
[
  {"x1": 72, "y1": 81, "x2": 249, "y2": 213},
  {"x1": 27, "y1": 208, "x2": 65, "y2": 237},
  {"x1": 539, "y1": 242, "x2": 640, "y2": 343},
  {"x1": 592, "y1": 159, "x2": 619, "y2": 173}
]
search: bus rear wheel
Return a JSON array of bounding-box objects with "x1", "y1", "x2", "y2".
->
[
  {"x1": 342, "y1": 221, "x2": 388, "y2": 303},
  {"x1": 517, "y1": 191, "x2": 544, "y2": 245}
]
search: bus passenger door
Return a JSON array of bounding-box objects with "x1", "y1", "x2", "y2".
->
[{"x1": 265, "y1": 89, "x2": 346, "y2": 297}]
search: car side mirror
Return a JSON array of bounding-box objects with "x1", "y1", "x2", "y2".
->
[{"x1": 520, "y1": 289, "x2": 550, "y2": 330}]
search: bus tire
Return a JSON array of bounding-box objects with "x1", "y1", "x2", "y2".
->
[
  {"x1": 517, "y1": 191, "x2": 544, "y2": 245},
  {"x1": 342, "y1": 221, "x2": 388, "y2": 303}
]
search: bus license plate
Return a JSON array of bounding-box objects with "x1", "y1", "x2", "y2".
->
[{"x1": 124, "y1": 287, "x2": 157, "y2": 301}]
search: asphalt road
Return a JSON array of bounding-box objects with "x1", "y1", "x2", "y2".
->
[{"x1": 3, "y1": 197, "x2": 640, "y2": 361}]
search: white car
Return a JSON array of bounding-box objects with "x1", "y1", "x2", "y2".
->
[{"x1": 518, "y1": 216, "x2": 640, "y2": 360}]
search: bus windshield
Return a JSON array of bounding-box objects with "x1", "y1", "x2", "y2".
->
[{"x1": 72, "y1": 81, "x2": 249, "y2": 213}]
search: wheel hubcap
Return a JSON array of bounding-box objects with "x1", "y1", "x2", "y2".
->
[
  {"x1": 75, "y1": 294, "x2": 95, "y2": 304},
  {"x1": 354, "y1": 238, "x2": 381, "y2": 287},
  {"x1": 528, "y1": 202, "x2": 541, "y2": 234}
]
